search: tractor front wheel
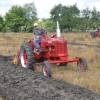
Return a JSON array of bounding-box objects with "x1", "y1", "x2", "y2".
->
[
  {"x1": 42, "y1": 61, "x2": 51, "y2": 77},
  {"x1": 77, "y1": 57, "x2": 88, "y2": 71},
  {"x1": 20, "y1": 42, "x2": 34, "y2": 70}
]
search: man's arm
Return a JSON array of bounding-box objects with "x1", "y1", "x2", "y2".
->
[
  {"x1": 41, "y1": 28, "x2": 46, "y2": 35},
  {"x1": 33, "y1": 29, "x2": 37, "y2": 39}
]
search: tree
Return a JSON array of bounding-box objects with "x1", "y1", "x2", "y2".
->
[
  {"x1": 50, "y1": 4, "x2": 63, "y2": 21},
  {"x1": 67, "y1": 4, "x2": 80, "y2": 31},
  {"x1": 80, "y1": 7, "x2": 91, "y2": 31},
  {"x1": 0, "y1": 15, "x2": 6, "y2": 32},
  {"x1": 34, "y1": 18, "x2": 55, "y2": 32},
  {"x1": 0, "y1": 15, "x2": 4, "y2": 31},
  {"x1": 91, "y1": 7, "x2": 100, "y2": 29},
  {"x1": 23, "y1": 3, "x2": 37, "y2": 32},
  {"x1": 45, "y1": 20, "x2": 55, "y2": 32},
  {"x1": 5, "y1": 5, "x2": 26, "y2": 32},
  {"x1": 50, "y1": 4, "x2": 80, "y2": 32}
]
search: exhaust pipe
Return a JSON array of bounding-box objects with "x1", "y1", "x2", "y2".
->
[{"x1": 56, "y1": 21, "x2": 61, "y2": 37}]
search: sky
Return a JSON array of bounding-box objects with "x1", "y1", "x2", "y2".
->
[{"x1": 0, "y1": 0, "x2": 100, "y2": 19}]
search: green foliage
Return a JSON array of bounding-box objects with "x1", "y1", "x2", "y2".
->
[
  {"x1": 1, "y1": 3, "x2": 100, "y2": 32},
  {"x1": 23, "y1": 3, "x2": 37, "y2": 20},
  {"x1": 5, "y1": 5, "x2": 26, "y2": 32},
  {"x1": 80, "y1": 7, "x2": 91, "y2": 31},
  {"x1": 50, "y1": 3, "x2": 80, "y2": 32},
  {"x1": 23, "y1": 3, "x2": 37, "y2": 32},
  {"x1": 4, "y1": 3, "x2": 37, "y2": 32},
  {"x1": 0, "y1": 15, "x2": 7, "y2": 32},
  {"x1": 91, "y1": 7, "x2": 100, "y2": 29},
  {"x1": 37, "y1": 19, "x2": 55, "y2": 31},
  {"x1": 45, "y1": 20, "x2": 55, "y2": 31},
  {"x1": 0, "y1": 15, "x2": 3, "y2": 31},
  {"x1": 0, "y1": 15, "x2": 4, "y2": 31}
]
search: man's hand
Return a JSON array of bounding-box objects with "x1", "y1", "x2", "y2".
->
[
  {"x1": 36, "y1": 35, "x2": 39, "y2": 38},
  {"x1": 34, "y1": 35, "x2": 40, "y2": 39}
]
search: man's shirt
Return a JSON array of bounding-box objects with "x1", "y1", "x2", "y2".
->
[{"x1": 33, "y1": 28, "x2": 45, "y2": 36}]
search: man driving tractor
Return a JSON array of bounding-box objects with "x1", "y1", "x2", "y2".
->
[{"x1": 33, "y1": 23, "x2": 46, "y2": 52}]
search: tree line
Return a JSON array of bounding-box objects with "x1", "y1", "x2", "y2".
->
[{"x1": 0, "y1": 3, "x2": 100, "y2": 32}]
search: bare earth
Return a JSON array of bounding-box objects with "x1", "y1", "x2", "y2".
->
[{"x1": 0, "y1": 55, "x2": 100, "y2": 100}]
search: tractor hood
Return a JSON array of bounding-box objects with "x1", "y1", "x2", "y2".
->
[{"x1": 48, "y1": 37, "x2": 67, "y2": 45}]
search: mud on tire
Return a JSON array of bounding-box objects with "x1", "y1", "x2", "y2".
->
[{"x1": 20, "y1": 42, "x2": 34, "y2": 70}]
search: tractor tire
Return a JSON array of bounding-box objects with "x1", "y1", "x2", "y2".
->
[
  {"x1": 77, "y1": 57, "x2": 88, "y2": 71},
  {"x1": 20, "y1": 42, "x2": 34, "y2": 70},
  {"x1": 42, "y1": 61, "x2": 51, "y2": 77}
]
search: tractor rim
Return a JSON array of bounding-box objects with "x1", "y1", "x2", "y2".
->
[
  {"x1": 20, "y1": 48, "x2": 28, "y2": 68},
  {"x1": 78, "y1": 61, "x2": 84, "y2": 70},
  {"x1": 43, "y1": 66, "x2": 48, "y2": 76}
]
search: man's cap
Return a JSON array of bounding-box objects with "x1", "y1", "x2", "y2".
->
[{"x1": 34, "y1": 23, "x2": 38, "y2": 26}]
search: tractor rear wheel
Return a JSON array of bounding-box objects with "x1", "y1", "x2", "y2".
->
[
  {"x1": 42, "y1": 61, "x2": 51, "y2": 77},
  {"x1": 20, "y1": 42, "x2": 34, "y2": 70},
  {"x1": 77, "y1": 57, "x2": 88, "y2": 71}
]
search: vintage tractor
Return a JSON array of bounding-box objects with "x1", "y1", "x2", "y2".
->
[
  {"x1": 15, "y1": 33, "x2": 88, "y2": 77},
  {"x1": 15, "y1": 21, "x2": 87, "y2": 77},
  {"x1": 90, "y1": 28, "x2": 100, "y2": 38}
]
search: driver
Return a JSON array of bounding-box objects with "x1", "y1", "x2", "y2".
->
[{"x1": 33, "y1": 23, "x2": 45, "y2": 51}]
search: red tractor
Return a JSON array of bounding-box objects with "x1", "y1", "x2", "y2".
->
[
  {"x1": 16, "y1": 34, "x2": 88, "y2": 77},
  {"x1": 90, "y1": 28, "x2": 100, "y2": 38}
]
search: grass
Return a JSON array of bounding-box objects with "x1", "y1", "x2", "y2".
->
[
  {"x1": 0, "y1": 97, "x2": 3, "y2": 100},
  {"x1": 0, "y1": 32, "x2": 100, "y2": 94}
]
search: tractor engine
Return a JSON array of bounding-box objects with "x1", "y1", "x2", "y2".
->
[
  {"x1": 29, "y1": 37, "x2": 69, "y2": 62},
  {"x1": 46, "y1": 38, "x2": 68, "y2": 58}
]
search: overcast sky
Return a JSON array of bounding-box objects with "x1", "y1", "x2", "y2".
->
[{"x1": 0, "y1": 0, "x2": 100, "y2": 18}]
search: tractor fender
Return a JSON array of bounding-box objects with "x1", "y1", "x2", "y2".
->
[{"x1": 29, "y1": 40, "x2": 34, "y2": 50}]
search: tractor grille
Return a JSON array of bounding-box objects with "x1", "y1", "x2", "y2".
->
[{"x1": 55, "y1": 41, "x2": 67, "y2": 54}]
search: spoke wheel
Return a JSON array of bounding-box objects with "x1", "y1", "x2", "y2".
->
[
  {"x1": 20, "y1": 42, "x2": 34, "y2": 70},
  {"x1": 42, "y1": 61, "x2": 51, "y2": 77},
  {"x1": 77, "y1": 57, "x2": 88, "y2": 71}
]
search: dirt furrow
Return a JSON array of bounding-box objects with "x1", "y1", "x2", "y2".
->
[{"x1": 0, "y1": 55, "x2": 100, "y2": 100}]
